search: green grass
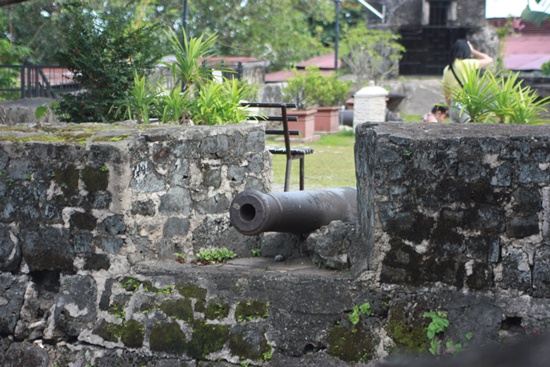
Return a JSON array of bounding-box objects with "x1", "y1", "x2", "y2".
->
[{"x1": 267, "y1": 130, "x2": 356, "y2": 191}]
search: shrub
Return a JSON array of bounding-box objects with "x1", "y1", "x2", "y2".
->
[
  {"x1": 283, "y1": 66, "x2": 351, "y2": 110},
  {"x1": 54, "y1": 3, "x2": 164, "y2": 123}
]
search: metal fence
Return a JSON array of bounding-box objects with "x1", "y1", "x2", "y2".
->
[
  {"x1": 0, "y1": 61, "x2": 245, "y2": 100},
  {"x1": 0, "y1": 64, "x2": 81, "y2": 100}
]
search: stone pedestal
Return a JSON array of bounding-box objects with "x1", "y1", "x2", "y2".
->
[{"x1": 353, "y1": 82, "x2": 388, "y2": 130}]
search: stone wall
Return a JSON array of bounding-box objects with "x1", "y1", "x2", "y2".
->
[
  {"x1": 0, "y1": 123, "x2": 270, "y2": 269},
  {"x1": 353, "y1": 122, "x2": 550, "y2": 326},
  {"x1": 2, "y1": 121, "x2": 550, "y2": 367}
]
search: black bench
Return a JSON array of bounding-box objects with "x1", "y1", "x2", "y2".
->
[{"x1": 241, "y1": 102, "x2": 314, "y2": 191}]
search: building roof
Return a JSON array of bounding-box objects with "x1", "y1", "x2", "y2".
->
[
  {"x1": 502, "y1": 34, "x2": 550, "y2": 70},
  {"x1": 296, "y1": 53, "x2": 341, "y2": 70},
  {"x1": 489, "y1": 18, "x2": 550, "y2": 71},
  {"x1": 265, "y1": 53, "x2": 340, "y2": 83}
]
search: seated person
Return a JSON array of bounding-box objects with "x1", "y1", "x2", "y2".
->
[{"x1": 422, "y1": 105, "x2": 449, "y2": 123}]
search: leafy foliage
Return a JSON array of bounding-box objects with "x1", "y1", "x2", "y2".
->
[
  {"x1": 348, "y1": 302, "x2": 372, "y2": 325},
  {"x1": 195, "y1": 247, "x2": 237, "y2": 264},
  {"x1": 53, "y1": 2, "x2": 164, "y2": 122},
  {"x1": 0, "y1": 14, "x2": 31, "y2": 100},
  {"x1": 423, "y1": 310, "x2": 449, "y2": 355},
  {"x1": 283, "y1": 66, "x2": 351, "y2": 109}
]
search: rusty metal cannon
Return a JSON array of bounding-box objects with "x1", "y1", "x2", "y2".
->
[{"x1": 229, "y1": 188, "x2": 357, "y2": 236}]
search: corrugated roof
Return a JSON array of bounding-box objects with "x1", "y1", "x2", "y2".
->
[
  {"x1": 489, "y1": 18, "x2": 550, "y2": 71},
  {"x1": 502, "y1": 34, "x2": 550, "y2": 70},
  {"x1": 265, "y1": 53, "x2": 339, "y2": 83}
]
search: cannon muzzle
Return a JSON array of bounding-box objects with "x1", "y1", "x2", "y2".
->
[{"x1": 229, "y1": 188, "x2": 357, "y2": 236}]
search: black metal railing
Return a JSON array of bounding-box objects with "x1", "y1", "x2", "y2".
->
[{"x1": 0, "y1": 64, "x2": 81, "y2": 99}]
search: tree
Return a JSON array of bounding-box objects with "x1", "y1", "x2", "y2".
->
[
  {"x1": 0, "y1": 10, "x2": 30, "y2": 100},
  {"x1": 54, "y1": 1, "x2": 165, "y2": 123},
  {"x1": 340, "y1": 27, "x2": 405, "y2": 88}
]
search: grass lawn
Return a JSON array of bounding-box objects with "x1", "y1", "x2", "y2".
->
[{"x1": 267, "y1": 129, "x2": 356, "y2": 191}]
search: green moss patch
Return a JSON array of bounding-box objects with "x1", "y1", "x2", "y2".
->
[
  {"x1": 327, "y1": 323, "x2": 376, "y2": 363},
  {"x1": 205, "y1": 301, "x2": 230, "y2": 320},
  {"x1": 94, "y1": 319, "x2": 121, "y2": 343},
  {"x1": 159, "y1": 298, "x2": 194, "y2": 323},
  {"x1": 119, "y1": 277, "x2": 142, "y2": 292},
  {"x1": 120, "y1": 320, "x2": 145, "y2": 348},
  {"x1": 235, "y1": 300, "x2": 269, "y2": 323},
  {"x1": 386, "y1": 303, "x2": 429, "y2": 354},
  {"x1": 175, "y1": 282, "x2": 207, "y2": 301},
  {"x1": 81, "y1": 165, "x2": 109, "y2": 192},
  {"x1": 185, "y1": 320, "x2": 230, "y2": 360},
  {"x1": 149, "y1": 321, "x2": 186, "y2": 354}
]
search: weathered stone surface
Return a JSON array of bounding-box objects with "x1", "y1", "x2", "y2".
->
[
  {"x1": 45, "y1": 275, "x2": 98, "y2": 341},
  {"x1": 0, "y1": 274, "x2": 27, "y2": 335},
  {"x1": 356, "y1": 122, "x2": 550, "y2": 294},
  {"x1": 306, "y1": 221, "x2": 355, "y2": 269},
  {"x1": 2, "y1": 122, "x2": 550, "y2": 366}
]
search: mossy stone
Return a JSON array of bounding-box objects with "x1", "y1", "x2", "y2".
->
[
  {"x1": 94, "y1": 319, "x2": 121, "y2": 343},
  {"x1": 205, "y1": 301, "x2": 230, "y2": 320},
  {"x1": 235, "y1": 300, "x2": 269, "y2": 322},
  {"x1": 120, "y1": 320, "x2": 144, "y2": 348},
  {"x1": 54, "y1": 164, "x2": 79, "y2": 189},
  {"x1": 228, "y1": 323, "x2": 271, "y2": 361},
  {"x1": 149, "y1": 321, "x2": 186, "y2": 354},
  {"x1": 82, "y1": 165, "x2": 109, "y2": 192},
  {"x1": 327, "y1": 323, "x2": 375, "y2": 363},
  {"x1": 386, "y1": 303, "x2": 429, "y2": 354},
  {"x1": 159, "y1": 298, "x2": 194, "y2": 323},
  {"x1": 185, "y1": 320, "x2": 229, "y2": 360},
  {"x1": 175, "y1": 282, "x2": 207, "y2": 301}
]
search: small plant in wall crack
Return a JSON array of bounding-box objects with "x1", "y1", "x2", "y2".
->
[
  {"x1": 349, "y1": 302, "x2": 372, "y2": 327},
  {"x1": 423, "y1": 310, "x2": 449, "y2": 355},
  {"x1": 194, "y1": 247, "x2": 237, "y2": 265},
  {"x1": 174, "y1": 252, "x2": 185, "y2": 264}
]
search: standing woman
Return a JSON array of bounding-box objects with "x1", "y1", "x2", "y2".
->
[{"x1": 443, "y1": 40, "x2": 493, "y2": 123}]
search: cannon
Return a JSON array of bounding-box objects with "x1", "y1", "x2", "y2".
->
[{"x1": 229, "y1": 188, "x2": 357, "y2": 236}]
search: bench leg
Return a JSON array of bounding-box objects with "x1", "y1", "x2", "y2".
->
[
  {"x1": 284, "y1": 159, "x2": 292, "y2": 192},
  {"x1": 299, "y1": 158, "x2": 305, "y2": 191}
]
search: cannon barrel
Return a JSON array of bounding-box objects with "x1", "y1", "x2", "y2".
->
[{"x1": 229, "y1": 188, "x2": 357, "y2": 236}]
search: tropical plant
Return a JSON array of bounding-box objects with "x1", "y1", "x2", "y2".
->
[
  {"x1": 118, "y1": 28, "x2": 256, "y2": 125},
  {"x1": 114, "y1": 73, "x2": 160, "y2": 124},
  {"x1": 186, "y1": 78, "x2": 250, "y2": 125},
  {"x1": 163, "y1": 28, "x2": 218, "y2": 92},
  {"x1": 521, "y1": 0, "x2": 550, "y2": 26},
  {"x1": 450, "y1": 66, "x2": 550, "y2": 124},
  {"x1": 542, "y1": 61, "x2": 550, "y2": 76}
]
